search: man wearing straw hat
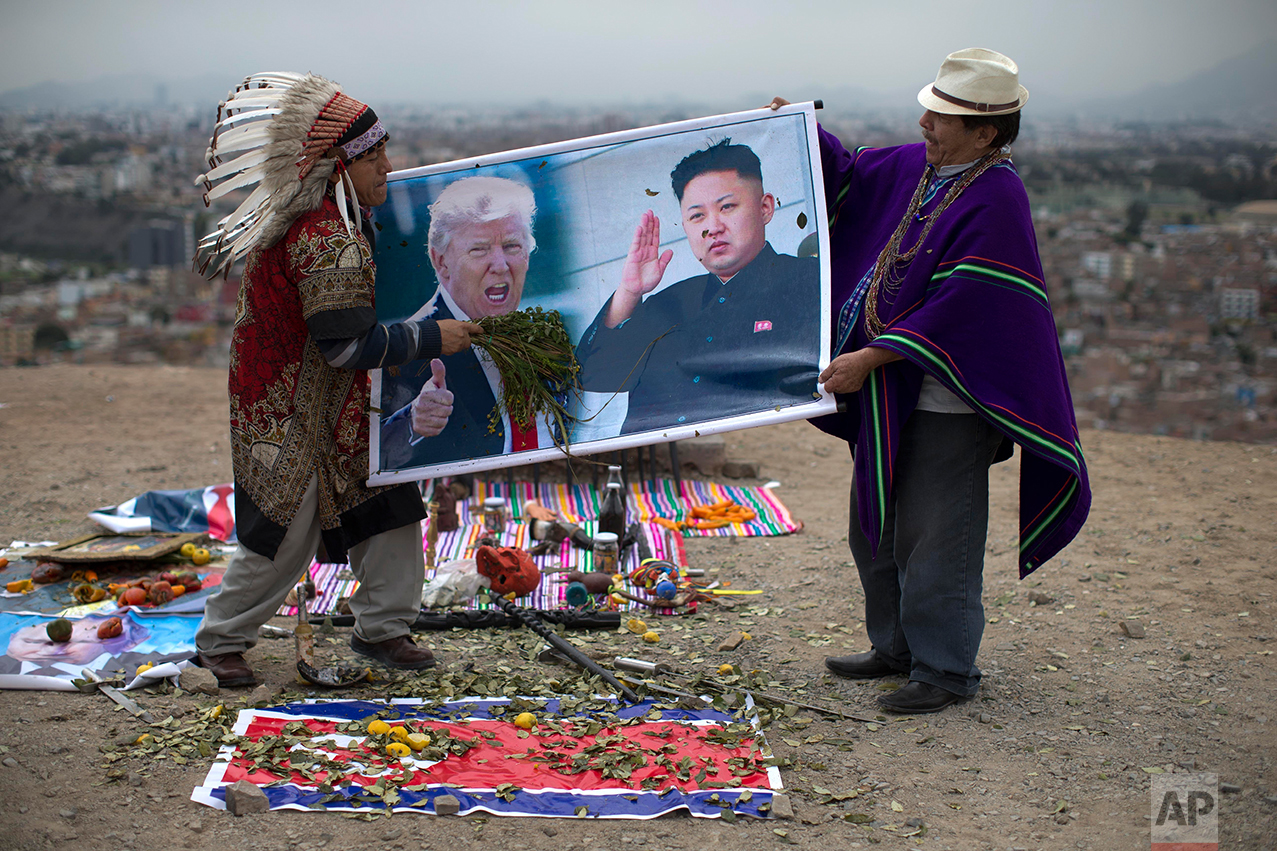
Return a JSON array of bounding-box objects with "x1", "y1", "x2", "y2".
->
[{"x1": 777, "y1": 49, "x2": 1090, "y2": 713}]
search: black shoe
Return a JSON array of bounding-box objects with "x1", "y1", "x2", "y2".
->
[
  {"x1": 824, "y1": 650, "x2": 899, "y2": 679},
  {"x1": 349, "y1": 634, "x2": 437, "y2": 670},
  {"x1": 877, "y1": 681, "x2": 965, "y2": 714}
]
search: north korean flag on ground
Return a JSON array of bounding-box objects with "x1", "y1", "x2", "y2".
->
[
  {"x1": 192, "y1": 697, "x2": 783, "y2": 819},
  {"x1": 89, "y1": 484, "x2": 236, "y2": 542}
]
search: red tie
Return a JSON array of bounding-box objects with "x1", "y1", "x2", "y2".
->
[
  {"x1": 510, "y1": 415, "x2": 538, "y2": 452},
  {"x1": 205, "y1": 484, "x2": 235, "y2": 541}
]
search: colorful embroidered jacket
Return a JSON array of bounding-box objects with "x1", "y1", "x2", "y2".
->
[
  {"x1": 813, "y1": 130, "x2": 1090, "y2": 576},
  {"x1": 229, "y1": 197, "x2": 425, "y2": 561}
]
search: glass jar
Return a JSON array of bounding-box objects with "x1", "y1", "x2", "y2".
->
[
  {"x1": 592, "y1": 531, "x2": 620, "y2": 575},
  {"x1": 482, "y1": 497, "x2": 507, "y2": 533}
]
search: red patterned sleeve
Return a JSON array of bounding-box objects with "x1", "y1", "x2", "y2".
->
[{"x1": 287, "y1": 216, "x2": 378, "y2": 339}]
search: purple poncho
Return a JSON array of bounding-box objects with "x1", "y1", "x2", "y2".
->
[{"x1": 813, "y1": 129, "x2": 1090, "y2": 577}]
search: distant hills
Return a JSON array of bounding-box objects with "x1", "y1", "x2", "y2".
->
[
  {"x1": 1074, "y1": 39, "x2": 1277, "y2": 120},
  {"x1": 0, "y1": 73, "x2": 230, "y2": 115},
  {"x1": 813, "y1": 40, "x2": 1277, "y2": 123},
  {"x1": 2, "y1": 40, "x2": 1274, "y2": 121}
]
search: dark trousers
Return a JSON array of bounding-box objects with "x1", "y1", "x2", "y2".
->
[{"x1": 848, "y1": 411, "x2": 1004, "y2": 696}]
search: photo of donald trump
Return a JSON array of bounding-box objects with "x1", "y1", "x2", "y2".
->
[{"x1": 379, "y1": 176, "x2": 555, "y2": 470}]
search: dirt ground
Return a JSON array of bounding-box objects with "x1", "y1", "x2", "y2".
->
[{"x1": 0, "y1": 363, "x2": 1274, "y2": 850}]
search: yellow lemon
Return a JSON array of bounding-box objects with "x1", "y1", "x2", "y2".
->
[
  {"x1": 642, "y1": 631, "x2": 660, "y2": 644},
  {"x1": 366, "y1": 719, "x2": 391, "y2": 736},
  {"x1": 405, "y1": 733, "x2": 431, "y2": 751},
  {"x1": 192, "y1": 548, "x2": 211, "y2": 566},
  {"x1": 389, "y1": 725, "x2": 410, "y2": 742},
  {"x1": 740, "y1": 631, "x2": 752, "y2": 641},
  {"x1": 717, "y1": 663, "x2": 734, "y2": 676},
  {"x1": 626, "y1": 618, "x2": 647, "y2": 635},
  {"x1": 514, "y1": 712, "x2": 536, "y2": 730},
  {"x1": 179, "y1": 542, "x2": 197, "y2": 558},
  {"x1": 385, "y1": 742, "x2": 412, "y2": 757},
  {"x1": 135, "y1": 662, "x2": 154, "y2": 676}
]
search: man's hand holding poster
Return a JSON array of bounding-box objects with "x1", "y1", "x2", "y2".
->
[{"x1": 368, "y1": 103, "x2": 832, "y2": 484}]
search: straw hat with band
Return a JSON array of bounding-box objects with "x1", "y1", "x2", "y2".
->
[{"x1": 917, "y1": 48, "x2": 1029, "y2": 117}]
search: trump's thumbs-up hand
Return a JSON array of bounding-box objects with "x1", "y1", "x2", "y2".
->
[{"x1": 410, "y1": 358, "x2": 454, "y2": 438}]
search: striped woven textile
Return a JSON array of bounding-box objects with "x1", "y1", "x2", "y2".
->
[
  {"x1": 277, "y1": 479, "x2": 798, "y2": 616},
  {"x1": 471, "y1": 478, "x2": 802, "y2": 538}
]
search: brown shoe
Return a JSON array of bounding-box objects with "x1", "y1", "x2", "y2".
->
[
  {"x1": 195, "y1": 651, "x2": 257, "y2": 687},
  {"x1": 349, "y1": 634, "x2": 436, "y2": 670}
]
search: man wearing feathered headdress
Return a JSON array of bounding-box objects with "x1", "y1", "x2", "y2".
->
[{"x1": 190, "y1": 73, "x2": 480, "y2": 687}]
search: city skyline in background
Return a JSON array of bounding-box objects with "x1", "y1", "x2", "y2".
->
[{"x1": 2, "y1": 0, "x2": 1276, "y2": 117}]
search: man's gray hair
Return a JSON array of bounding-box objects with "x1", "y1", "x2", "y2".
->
[{"x1": 427, "y1": 176, "x2": 537, "y2": 256}]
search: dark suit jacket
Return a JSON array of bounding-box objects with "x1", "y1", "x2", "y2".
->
[
  {"x1": 379, "y1": 298, "x2": 504, "y2": 470},
  {"x1": 575, "y1": 243, "x2": 821, "y2": 435}
]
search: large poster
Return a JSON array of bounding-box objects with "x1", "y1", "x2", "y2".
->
[{"x1": 369, "y1": 103, "x2": 831, "y2": 484}]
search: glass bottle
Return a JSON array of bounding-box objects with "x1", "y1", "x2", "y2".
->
[
  {"x1": 294, "y1": 582, "x2": 315, "y2": 668},
  {"x1": 599, "y1": 481, "x2": 626, "y2": 540}
]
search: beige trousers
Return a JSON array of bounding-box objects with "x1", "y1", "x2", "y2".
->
[{"x1": 195, "y1": 475, "x2": 424, "y2": 656}]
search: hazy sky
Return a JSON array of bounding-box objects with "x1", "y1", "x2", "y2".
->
[{"x1": 3, "y1": 0, "x2": 1274, "y2": 106}]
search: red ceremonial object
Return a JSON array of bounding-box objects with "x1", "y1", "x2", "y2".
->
[{"x1": 475, "y1": 545, "x2": 541, "y2": 596}]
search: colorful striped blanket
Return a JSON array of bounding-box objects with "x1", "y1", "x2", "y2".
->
[{"x1": 278, "y1": 479, "x2": 799, "y2": 617}]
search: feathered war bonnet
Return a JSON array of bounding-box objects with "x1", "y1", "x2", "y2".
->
[{"x1": 193, "y1": 72, "x2": 387, "y2": 278}]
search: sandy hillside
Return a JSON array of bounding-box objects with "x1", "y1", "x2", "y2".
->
[{"x1": 0, "y1": 363, "x2": 1273, "y2": 850}]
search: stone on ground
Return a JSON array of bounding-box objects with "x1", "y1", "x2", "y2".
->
[
  {"x1": 433, "y1": 793, "x2": 461, "y2": 816},
  {"x1": 225, "y1": 779, "x2": 269, "y2": 816}
]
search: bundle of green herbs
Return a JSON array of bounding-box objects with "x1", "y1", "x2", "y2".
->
[{"x1": 473, "y1": 306, "x2": 580, "y2": 447}]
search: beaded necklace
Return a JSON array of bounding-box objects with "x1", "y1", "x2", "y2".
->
[{"x1": 862, "y1": 149, "x2": 1009, "y2": 339}]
